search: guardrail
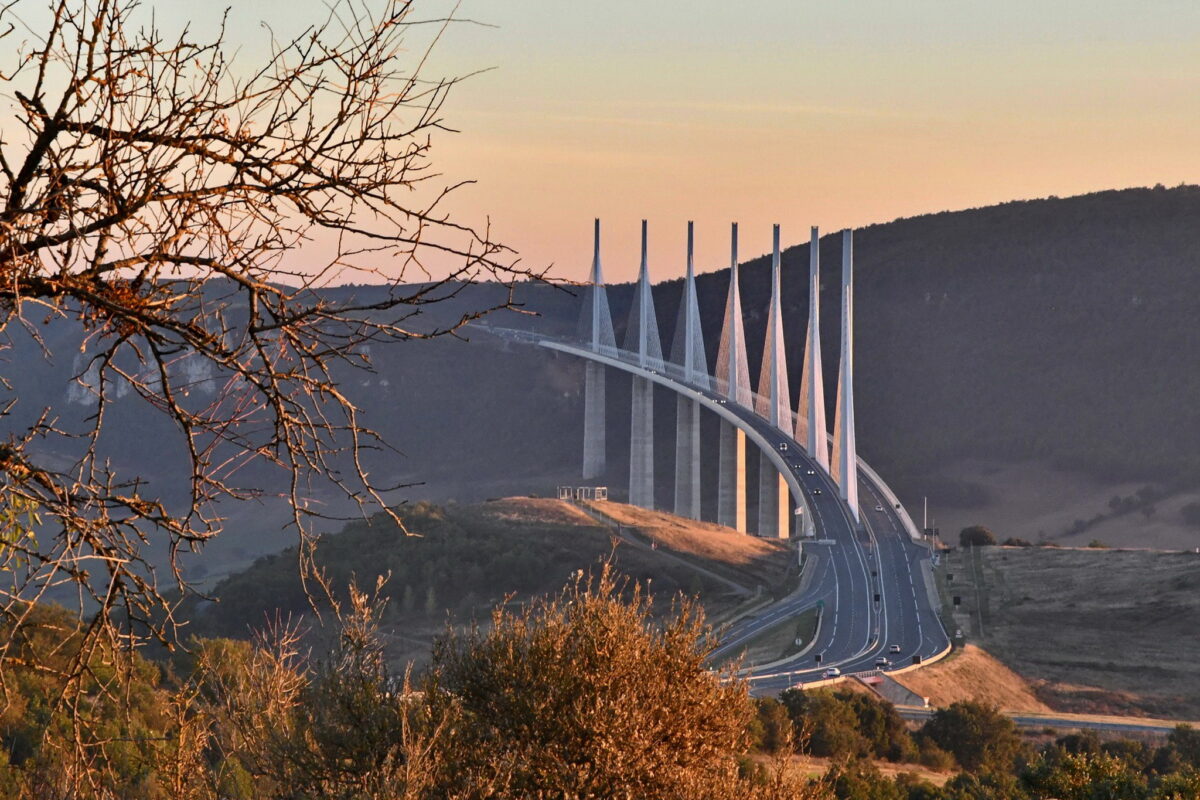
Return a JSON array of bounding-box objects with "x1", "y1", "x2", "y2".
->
[
  {"x1": 855, "y1": 458, "x2": 923, "y2": 544},
  {"x1": 479, "y1": 323, "x2": 925, "y2": 540}
]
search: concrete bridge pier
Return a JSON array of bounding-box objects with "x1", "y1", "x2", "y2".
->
[
  {"x1": 757, "y1": 454, "x2": 790, "y2": 538},
  {"x1": 629, "y1": 376, "x2": 655, "y2": 508},
  {"x1": 831, "y1": 228, "x2": 860, "y2": 522},
  {"x1": 673, "y1": 395, "x2": 701, "y2": 519},
  {"x1": 716, "y1": 420, "x2": 746, "y2": 532},
  {"x1": 670, "y1": 221, "x2": 707, "y2": 520},
  {"x1": 626, "y1": 220, "x2": 662, "y2": 510},
  {"x1": 580, "y1": 218, "x2": 615, "y2": 480},
  {"x1": 754, "y1": 224, "x2": 792, "y2": 539},
  {"x1": 583, "y1": 361, "x2": 605, "y2": 479}
]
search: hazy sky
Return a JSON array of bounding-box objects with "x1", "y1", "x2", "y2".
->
[{"x1": 164, "y1": 0, "x2": 1200, "y2": 283}]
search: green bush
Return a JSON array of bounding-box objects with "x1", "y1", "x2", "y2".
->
[
  {"x1": 959, "y1": 526, "x2": 998, "y2": 548},
  {"x1": 919, "y1": 702, "x2": 1025, "y2": 773}
]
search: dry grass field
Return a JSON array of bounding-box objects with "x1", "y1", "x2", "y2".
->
[
  {"x1": 893, "y1": 645, "x2": 1052, "y2": 712},
  {"x1": 779, "y1": 755, "x2": 954, "y2": 787},
  {"x1": 476, "y1": 497, "x2": 600, "y2": 527},
  {"x1": 583, "y1": 500, "x2": 793, "y2": 589},
  {"x1": 943, "y1": 545, "x2": 1200, "y2": 719}
]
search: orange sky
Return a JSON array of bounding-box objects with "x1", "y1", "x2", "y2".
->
[
  {"x1": 163, "y1": 0, "x2": 1200, "y2": 284},
  {"x1": 426, "y1": 1, "x2": 1200, "y2": 283}
]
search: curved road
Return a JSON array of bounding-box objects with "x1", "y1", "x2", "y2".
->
[{"x1": 480, "y1": 325, "x2": 950, "y2": 693}]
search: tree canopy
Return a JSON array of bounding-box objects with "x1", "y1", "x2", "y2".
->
[{"x1": 959, "y1": 526, "x2": 998, "y2": 548}]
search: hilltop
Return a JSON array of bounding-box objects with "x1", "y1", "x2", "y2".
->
[
  {"x1": 180, "y1": 498, "x2": 795, "y2": 667},
  {"x1": 9, "y1": 184, "x2": 1200, "y2": 578}
]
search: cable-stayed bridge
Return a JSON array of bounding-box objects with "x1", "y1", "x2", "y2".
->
[{"x1": 482, "y1": 219, "x2": 949, "y2": 686}]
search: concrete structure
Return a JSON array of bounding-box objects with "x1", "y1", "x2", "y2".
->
[
  {"x1": 580, "y1": 219, "x2": 617, "y2": 479},
  {"x1": 558, "y1": 485, "x2": 609, "y2": 501},
  {"x1": 830, "y1": 229, "x2": 860, "y2": 521},
  {"x1": 624, "y1": 220, "x2": 663, "y2": 508},
  {"x1": 797, "y1": 226, "x2": 829, "y2": 469},
  {"x1": 569, "y1": 220, "x2": 860, "y2": 533},
  {"x1": 670, "y1": 222, "x2": 707, "y2": 519},
  {"x1": 715, "y1": 223, "x2": 751, "y2": 532},
  {"x1": 528, "y1": 332, "x2": 947, "y2": 686},
  {"x1": 755, "y1": 225, "x2": 791, "y2": 538},
  {"x1": 484, "y1": 219, "x2": 950, "y2": 686}
]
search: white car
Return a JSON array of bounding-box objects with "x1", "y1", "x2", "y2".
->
[
  {"x1": 888, "y1": 644, "x2": 901, "y2": 654},
  {"x1": 874, "y1": 657, "x2": 890, "y2": 668},
  {"x1": 822, "y1": 667, "x2": 841, "y2": 678},
  {"x1": 875, "y1": 504, "x2": 884, "y2": 512}
]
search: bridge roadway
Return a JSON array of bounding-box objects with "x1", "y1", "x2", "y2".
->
[
  {"x1": 486, "y1": 328, "x2": 950, "y2": 694},
  {"x1": 696, "y1": 414, "x2": 948, "y2": 694}
]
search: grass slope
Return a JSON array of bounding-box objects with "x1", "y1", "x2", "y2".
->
[
  {"x1": 894, "y1": 644, "x2": 1052, "y2": 713},
  {"x1": 183, "y1": 498, "x2": 793, "y2": 666},
  {"x1": 942, "y1": 545, "x2": 1200, "y2": 719}
]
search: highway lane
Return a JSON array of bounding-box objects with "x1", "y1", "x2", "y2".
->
[
  {"x1": 541, "y1": 336, "x2": 947, "y2": 689},
  {"x1": 743, "y1": 473, "x2": 949, "y2": 695},
  {"x1": 702, "y1": 391, "x2": 877, "y2": 679},
  {"x1": 478, "y1": 326, "x2": 949, "y2": 695},
  {"x1": 524, "y1": 331, "x2": 884, "y2": 681}
]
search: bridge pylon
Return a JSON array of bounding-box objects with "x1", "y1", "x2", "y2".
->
[
  {"x1": 756, "y1": 225, "x2": 791, "y2": 538},
  {"x1": 624, "y1": 220, "x2": 663, "y2": 509},
  {"x1": 798, "y1": 226, "x2": 829, "y2": 470},
  {"x1": 580, "y1": 218, "x2": 616, "y2": 479},
  {"x1": 831, "y1": 229, "x2": 860, "y2": 521},
  {"x1": 715, "y1": 223, "x2": 751, "y2": 532},
  {"x1": 670, "y1": 221, "x2": 707, "y2": 520}
]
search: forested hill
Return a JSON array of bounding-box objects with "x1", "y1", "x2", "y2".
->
[
  {"x1": 6, "y1": 185, "x2": 1200, "y2": 555},
  {"x1": 782, "y1": 184, "x2": 1200, "y2": 484},
  {"x1": 580, "y1": 184, "x2": 1200, "y2": 491}
]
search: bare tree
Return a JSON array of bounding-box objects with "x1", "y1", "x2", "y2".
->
[{"x1": 0, "y1": 0, "x2": 537, "y2": 698}]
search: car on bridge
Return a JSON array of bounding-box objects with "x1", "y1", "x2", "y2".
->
[
  {"x1": 822, "y1": 667, "x2": 841, "y2": 678},
  {"x1": 874, "y1": 657, "x2": 891, "y2": 668}
]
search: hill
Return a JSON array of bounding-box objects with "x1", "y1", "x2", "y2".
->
[
  {"x1": 180, "y1": 498, "x2": 795, "y2": 667},
  {"x1": 937, "y1": 545, "x2": 1200, "y2": 719},
  {"x1": 9, "y1": 184, "x2": 1200, "y2": 580},
  {"x1": 892, "y1": 644, "x2": 1052, "y2": 713},
  {"x1": 513, "y1": 185, "x2": 1200, "y2": 546}
]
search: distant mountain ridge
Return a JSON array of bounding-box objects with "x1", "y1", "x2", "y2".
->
[
  {"x1": 5, "y1": 185, "x2": 1200, "y2": 559},
  {"x1": 546, "y1": 185, "x2": 1200, "y2": 491}
]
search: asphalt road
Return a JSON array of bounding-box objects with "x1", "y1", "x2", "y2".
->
[
  {"x1": 705, "y1": 397, "x2": 949, "y2": 695},
  {"x1": 483, "y1": 326, "x2": 952, "y2": 699}
]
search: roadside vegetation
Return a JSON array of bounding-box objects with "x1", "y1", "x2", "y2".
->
[
  {"x1": 179, "y1": 500, "x2": 777, "y2": 665},
  {"x1": 748, "y1": 687, "x2": 1200, "y2": 800},
  {"x1": 4, "y1": 560, "x2": 1199, "y2": 799},
  {"x1": 0, "y1": 566, "x2": 826, "y2": 799}
]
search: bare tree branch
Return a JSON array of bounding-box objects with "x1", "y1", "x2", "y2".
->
[{"x1": 0, "y1": 0, "x2": 542, "y2": 736}]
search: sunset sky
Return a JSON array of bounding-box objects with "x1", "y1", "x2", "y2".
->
[{"x1": 171, "y1": 0, "x2": 1200, "y2": 283}]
